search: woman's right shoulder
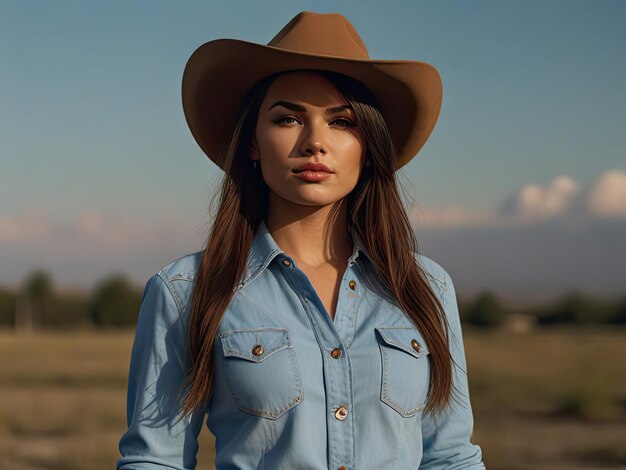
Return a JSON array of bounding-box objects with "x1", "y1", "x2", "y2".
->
[{"x1": 143, "y1": 250, "x2": 204, "y2": 319}]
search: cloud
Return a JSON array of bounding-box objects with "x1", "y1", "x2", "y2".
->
[
  {"x1": 410, "y1": 204, "x2": 497, "y2": 229},
  {"x1": 0, "y1": 210, "x2": 207, "y2": 290},
  {"x1": 409, "y1": 170, "x2": 626, "y2": 297},
  {"x1": 497, "y1": 175, "x2": 581, "y2": 223},
  {"x1": 0, "y1": 211, "x2": 49, "y2": 243},
  {"x1": 586, "y1": 170, "x2": 626, "y2": 218},
  {"x1": 0, "y1": 211, "x2": 143, "y2": 251},
  {"x1": 412, "y1": 170, "x2": 626, "y2": 231}
]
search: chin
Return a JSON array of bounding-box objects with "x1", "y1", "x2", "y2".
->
[{"x1": 295, "y1": 194, "x2": 346, "y2": 207}]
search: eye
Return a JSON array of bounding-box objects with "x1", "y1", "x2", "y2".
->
[
  {"x1": 274, "y1": 116, "x2": 301, "y2": 125},
  {"x1": 332, "y1": 118, "x2": 356, "y2": 128}
]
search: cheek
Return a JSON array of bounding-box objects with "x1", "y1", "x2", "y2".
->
[
  {"x1": 338, "y1": 166, "x2": 362, "y2": 192},
  {"x1": 261, "y1": 126, "x2": 298, "y2": 154},
  {"x1": 327, "y1": 135, "x2": 363, "y2": 192},
  {"x1": 338, "y1": 133, "x2": 365, "y2": 171},
  {"x1": 343, "y1": 140, "x2": 365, "y2": 176},
  {"x1": 335, "y1": 131, "x2": 362, "y2": 154},
  {"x1": 256, "y1": 131, "x2": 295, "y2": 175}
]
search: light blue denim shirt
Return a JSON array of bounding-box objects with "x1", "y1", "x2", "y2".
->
[{"x1": 117, "y1": 219, "x2": 485, "y2": 469}]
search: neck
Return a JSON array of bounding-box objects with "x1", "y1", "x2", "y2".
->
[{"x1": 265, "y1": 197, "x2": 353, "y2": 269}]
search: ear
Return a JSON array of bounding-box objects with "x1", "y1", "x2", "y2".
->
[{"x1": 249, "y1": 137, "x2": 260, "y2": 161}]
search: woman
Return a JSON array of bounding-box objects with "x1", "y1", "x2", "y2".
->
[{"x1": 117, "y1": 11, "x2": 485, "y2": 469}]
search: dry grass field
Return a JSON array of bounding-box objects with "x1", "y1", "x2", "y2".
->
[{"x1": 1, "y1": 327, "x2": 625, "y2": 469}]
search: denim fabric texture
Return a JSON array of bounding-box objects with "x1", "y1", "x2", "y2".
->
[{"x1": 117, "y1": 219, "x2": 485, "y2": 469}]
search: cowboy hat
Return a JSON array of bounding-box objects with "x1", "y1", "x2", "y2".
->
[{"x1": 181, "y1": 11, "x2": 443, "y2": 172}]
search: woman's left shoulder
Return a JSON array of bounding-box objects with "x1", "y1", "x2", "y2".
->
[{"x1": 413, "y1": 252, "x2": 451, "y2": 298}]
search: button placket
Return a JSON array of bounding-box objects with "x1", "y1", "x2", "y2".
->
[{"x1": 279, "y1": 253, "x2": 356, "y2": 468}]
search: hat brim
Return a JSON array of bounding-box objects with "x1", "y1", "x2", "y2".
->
[{"x1": 182, "y1": 38, "x2": 443, "y2": 171}]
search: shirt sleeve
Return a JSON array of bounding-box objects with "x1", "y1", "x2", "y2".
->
[
  {"x1": 420, "y1": 269, "x2": 486, "y2": 469},
  {"x1": 117, "y1": 273, "x2": 205, "y2": 470}
]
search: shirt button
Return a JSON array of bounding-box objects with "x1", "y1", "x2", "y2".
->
[
  {"x1": 252, "y1": 344, "x2": 264, "y2": 356},
  {"x1": 411, "y1": 339, "x2": 421, "y2": 352},
  {"x1": 282, "y1": 258, "x2": 292, "y2": 266},
  {"x1": 330, "y1": 347, "x2": 342, "y2": 359},
  {"x1": 335, "y1": 405, "x2": 348, "y2": 420},
  {"x1": 348, "y1": 280, "x2": 357, "y2": 290}
]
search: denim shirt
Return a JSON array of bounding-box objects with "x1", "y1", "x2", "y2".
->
[{"x1": 117, "y1": 219, "x2": 485, "y2": 469}]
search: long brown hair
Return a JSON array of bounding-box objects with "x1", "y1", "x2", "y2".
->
[{"x1": 179, "y1": 69, "x2": 453, "y2": 418}]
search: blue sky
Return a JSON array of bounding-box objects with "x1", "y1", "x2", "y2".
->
[{"x1": 2, "y1": 1, "x2": 625, "y2": 298}]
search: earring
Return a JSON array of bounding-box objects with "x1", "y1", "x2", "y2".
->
[{"x1": 253, "y1": 160, "x2": 258, "y2": 169}]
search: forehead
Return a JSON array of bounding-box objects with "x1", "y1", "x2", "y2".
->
[{"x1": 261, "y1": 71, "x2": 347, "y2": 110}]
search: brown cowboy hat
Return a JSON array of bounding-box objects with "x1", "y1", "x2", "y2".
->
[{"x1": 181, "y1": 11, "x2": 443, "y2": 172}]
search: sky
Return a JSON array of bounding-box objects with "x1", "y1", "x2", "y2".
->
[{"x1": 2, "y1": 0, "x2": 625, "y2": 299}]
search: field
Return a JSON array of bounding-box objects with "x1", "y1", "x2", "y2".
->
[{"x1": 1, "y1": 327, "x2": 625, "y2": 470}]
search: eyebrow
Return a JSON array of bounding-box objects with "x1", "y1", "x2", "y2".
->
[{"x1": 269, "y1": 100, "x2": 352, "y2": 115}]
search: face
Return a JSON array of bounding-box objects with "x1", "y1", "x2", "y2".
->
[{"x1": 250, "y1": 71, "x2": 365, "y2": 208}]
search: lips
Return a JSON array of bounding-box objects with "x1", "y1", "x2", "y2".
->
[{"x1": 293, "y1": 162, "x2": 334, "y2": 173}]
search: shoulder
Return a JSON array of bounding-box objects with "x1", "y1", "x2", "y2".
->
[
  {"x1": 414, "y1": 253, "x2": 466, "y2": 350},
  {"x1": 145, "y1": 250, "x2": 203, "y2": 317},
  {"x1": 155, "y1": 249, "x2": 204, "y2": 286},
  {"x1": 156, "y1": 250, "x2": 204, "y2": 282},
  {"x1": 413, "y1": 252, "x2": 451, "y2": 300}
]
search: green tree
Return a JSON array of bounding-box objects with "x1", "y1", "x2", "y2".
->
[
  {"x1": 537, "y1": 291, "x2": 606, "y2": 325},
  {"x1": 464, "y1": 291, "x2": 506, "y2": 329},
  {"x1": 90, "y1": 274, "x2": 142, "y2": 327},
  {"x1": 0, "y1": 288, "x2": 16, "y2": 327},
  {"x1": 21, "y1": 270, "x2": 54, "y2": 329},
  {"x1": 606, "y1": 296, "x2": 626, "y2": 325}
]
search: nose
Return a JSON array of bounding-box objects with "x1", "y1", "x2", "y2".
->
[{"x1": 299, "y1": 122, "x2": 327, "y2": 156}]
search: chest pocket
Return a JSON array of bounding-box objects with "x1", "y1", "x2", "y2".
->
[
  {"x1": 375, "y1": 326, "x2": 431, "y2": 417},
  {"x1": 219, "y1": 327, "x2": 304, "y2": 419}
]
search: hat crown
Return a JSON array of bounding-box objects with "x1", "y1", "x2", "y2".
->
[{"x1": 267, "y1": 11, "x2": 369, "y2": 60}]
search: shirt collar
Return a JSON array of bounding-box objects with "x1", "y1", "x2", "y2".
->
[{"x1": 237, "y1": 218, "x2": 367, "y2": 290}]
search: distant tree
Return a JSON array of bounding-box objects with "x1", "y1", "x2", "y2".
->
[
  {"x1": 464, "y1": 291, "x2": 506, "y2": 329},
  {"x1": 537, "y1": 291, "x2": 607, "y2": 325},
  {"x1": 90, "y1": 274, "x2": 142, "y2": 327},
  {"x1": 0, "y1": 288, "x2": 16, "y2": 327},
  {"x1": 24, "y1": 270, "x2": 54, "y2": 300},
  {"x1": 20, "y1": 270, "x2": 54, "y2": 329},
  {"x1": 46, "y1": 293, "x2": 92, "y2": 329},
  {"x1": 606, "y1": 296, "x2": 626, "y2": 325}
]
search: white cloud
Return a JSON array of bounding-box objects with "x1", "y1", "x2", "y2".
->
[
  {"x1": 586, "y1": 170, "x2": 626, "y2": 218},
  {"x1": 0, "y1": 211, "x2": 49, "y2": 243},
  {"x1": 0, "y1": 210, "x2": 207, "y2": 289},
  {"x1": 498, "y1": 175, "x2": 581, "y2": 223},
  {"x1": 411, "y1": 171, "x2": 626, "y2": 230},
  {"x1": 410, "y1": 204, "x2": 496, "y2": 229}
]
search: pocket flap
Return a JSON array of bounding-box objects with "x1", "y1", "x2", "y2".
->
[
  {"x1": 219, "y1": 327, "x2": 292, "y2": 362},
  {"x1": 375, "y1": 326, "x2": 430, "y2": 359}
]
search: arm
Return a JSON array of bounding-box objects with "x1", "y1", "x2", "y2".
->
[
  {"x1": 421, "y1": 269, "x2": 486, "y2": 469},
  {"x1": 117, "y1": 273, "x2": 205, "y2": 470}
]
